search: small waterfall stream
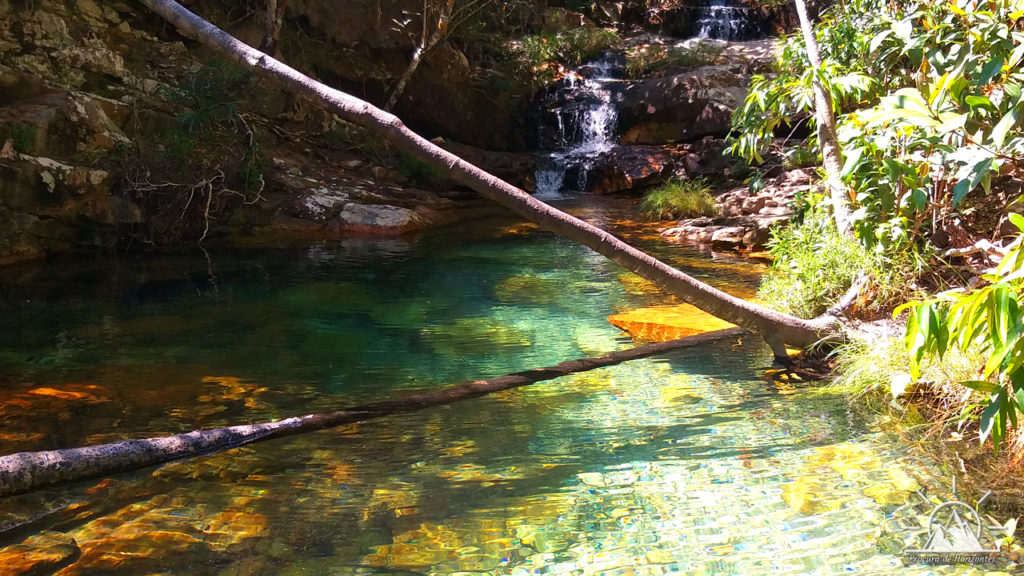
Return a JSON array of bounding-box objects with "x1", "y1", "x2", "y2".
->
[
  {"x1": 694, "y1": 0, "x2": 765, "y2": 41},
  {"x1": 533, "y1": 53, "x2": 625, "y2": 199}
]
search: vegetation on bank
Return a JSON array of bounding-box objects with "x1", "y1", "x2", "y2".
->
[
  {"x1": 637, "y1": 178, "x2": 719, "y2": 220},
  {"x1": 515, "y1": 27, "x2": 621, "y2": 85},
  {"x1": 731, "y1": 0, "x2": 1024, "y2": 472},
  {"x1": 624, "y1": 42, "x2": 724, "y2": 77}
]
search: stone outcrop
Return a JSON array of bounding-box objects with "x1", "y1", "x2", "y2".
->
[
  {"x1": 587, "y1": 145, "x2": 683, "y2": 194},
  {"x1": 0, "y1": 0, "x2": 496, "y2": 266},
  {"x1": 617, "y1": 65, "x2": 747, "y2": 144},
  {"x1": 660, "y1": 168, "x2": 813, "y2": 251}
]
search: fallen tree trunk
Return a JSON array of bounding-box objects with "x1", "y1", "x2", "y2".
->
[
  {"x1": 0, "y1": 328, "x2": 743, "y2": 498},
  {"x1": 137, "y1": 0, "x2": 843, "y2": 356}
]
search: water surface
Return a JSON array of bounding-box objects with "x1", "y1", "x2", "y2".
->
[{"x1": 0, "y1": 199, "x2": 1003, "y2": 574}]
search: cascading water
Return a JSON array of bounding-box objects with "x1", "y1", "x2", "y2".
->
[
  {"x1": 694, "y1": 0, "x2": 765, "y2": 41},
  {"x1": 533, "y1": 53, "x2": 625, "y2": 199}
]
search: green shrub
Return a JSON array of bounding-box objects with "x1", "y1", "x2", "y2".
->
[
  {"x1": 829, "y1": 334, "x2": 986, "y2": 415},
  {"x1": 757, "y1": 201, "x2": 922, "y2": 318},
  {"x1": 625, "y1": 43, "x2": 724, "y2": 78},
  {"x1": 637, "y1": 178, "x2": 719, "y2": 220},
  {"x1": 516, "y1": 27, "x2": 620, "y2": 85},
  {"x1": 782, "y1": 148, "x2": 820, "y2": 169},
  {"x1": 1, "y1": 124, "x2": 37, "y2": 154},
  {"x1": 899, "y1": 216, "x2": 1024, "y2": 453}
]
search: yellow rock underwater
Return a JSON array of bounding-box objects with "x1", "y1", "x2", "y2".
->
[{"x1": 607, "y1": 304, "x2": 736, "y2": 342}]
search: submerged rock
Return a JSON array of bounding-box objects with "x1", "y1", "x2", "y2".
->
[
  {"x1": 607, "y1": 304, "x2": 736, "y2": 341},
  {"x1": 0, "y1": 531, "x2": 80, "y2": 575}
]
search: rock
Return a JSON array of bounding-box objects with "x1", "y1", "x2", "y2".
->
[
  {"x1": 0, "y1": 531, "x2": 80, "y2": 575},
  {"x1": 337, "y1": 203, "x2": 424, "y2": 234},
  {"x1": 741, "y1": 196, "x2": 767, "y2": 213},
  {"x1": 711, "y1": 226, "x2": 747, "y2": 250},
  {"x1": 607, "y1": 304, "x2": 736, "y2": 341},
  {"x1": 435, "y1": 139, "x2": 536, "y2": 191},
  {"x1": 588, "y1": 145, "x2": 684, "y2": 194},
  {"x1": 618, "y1": 66, "x2": 747, "y2": 144},
  {"x1": 592, "y1": 1, "x2": 624, "y2": 25},
  {"x1": 285, "y1": 186, "x2": 349, "y2": 223},
  {"x1": 540, "y1": 7, "x2": 588, "y2": 30}
]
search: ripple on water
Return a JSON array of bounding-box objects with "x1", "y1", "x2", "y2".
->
[{"x1": 0, "y1": 205, "x2": 1010, "y2": 575}]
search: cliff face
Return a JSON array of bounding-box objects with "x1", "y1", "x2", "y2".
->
[
  {"x1": 0, "y1": 0, "x2": 176, "y2": 264},
  {"x1": 0, "y1": 0, "x2": 535, "y2": 265}
]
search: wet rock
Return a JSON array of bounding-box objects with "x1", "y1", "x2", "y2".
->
[
  {"x1": 618, "y1": 66, "x2": 747, "y2": 144},
  {"x1": 588, "y1": 145, "x2": 682, "y2": 194},
  {"x1": 0, "y1": 531, "x2": 80, "y2": 576},
  {"x1": 337, "y1": 203, "x2": 425, "y2": 234}
]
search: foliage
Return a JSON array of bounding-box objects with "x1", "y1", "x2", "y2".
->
[
  {"x1": 899, "y1": 215, "x2": 1024, "y2": 453},
  {"x1": 758, "y1": 198, "x2": 922, "y2": 318},
  {"x1": 515, "y1": 27, "x2": 620, "y2": 85},
  {"x1": 782, "y1": 147, "x2": 819, "y2": 169},
  {"x1": 637, "y1": 178, "x2": 719, "y2": 220},
  {"x1": 839, "y1": 0, "x2": 1024, "y2": 249},
  {"x1": 729, "y1": 0, "x2": 1024, "y2": 253},
  {"x1": 121, "y1": 58, "x2": 266, "y2": 243},
  {"x1": 0, "y1": 124, "x2": 37, "y2": 154},
  {"x1": 830, "y1": 334, "x2": 985, "y2": 409},
  {"x1": 624, "y1": 42, "x2": 724, "y2": 78},
  {"x1": 325, "y1": 120, "x2": 449, "y2": 189}
]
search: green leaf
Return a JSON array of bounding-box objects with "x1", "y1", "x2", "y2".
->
[
  {"x1": 990, "y1": 107, "x2": 1019, "y2": 148},
  {"x1": 965, "y1": 94, "x2": 998, "y2": 113},
  {"x1": 961, "y1": 380, "x2": 1000, "y2": 393},
  {"x1": 979, "y1": 56, "x2": 1005, "y2": 85},
  {"x1": 1010, "y1": 213, "x2": 1024, "y2": 232},
  {"x1": 1005, "y1": 82, "x2": 1023, "y2": 107},
  {"x1": 840, "y1": 146, "x2": 865, "y2": 179},
  {"x1": 979, "y1": 389, "x2": 1005, "y2": 447},
  {"x1": 869, "y1": 29, "x2": 892, "y2": 54},
  {"x1": 937, "y1": 112, "x2": 968, "y2": 135}
]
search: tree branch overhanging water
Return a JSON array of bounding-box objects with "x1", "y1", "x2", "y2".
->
[{"x1": 135, "y1": 0, "x2": 845, "y2": 357}]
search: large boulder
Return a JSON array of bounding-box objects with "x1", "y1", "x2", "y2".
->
[
  {"x1": 617, "y1": 65, "x2": 747, "y2": 144},
  {"x1": 587, "y1": 145, "x2": 684, "y2": 194}
]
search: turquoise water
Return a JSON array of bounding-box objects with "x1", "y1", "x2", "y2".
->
[{"x1": 0, "y1": 200, "x2": 1008, "y2": 574}]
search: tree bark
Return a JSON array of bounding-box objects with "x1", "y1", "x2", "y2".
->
[
  {"x1": 0, "y1": 328, "x2": 744, "y2": 498},
  {"x1": 136, "y1": 0, "x2": 843, "y2": 356},
  {"x1": 258, "y1": 0, "x2": 287, "y2": 56},
  {"x1": 793, "y1": 0, "x2": 853, "y2": 236},
  {"x1": 385, "y1": 42, "x2": 429, "y2": 111},
  {"x1": 384, "y1": 0, "x2": 453, "y2": 111}
]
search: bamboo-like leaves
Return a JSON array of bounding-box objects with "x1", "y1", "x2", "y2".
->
[{"x1": 901, "y1": 219, "x2": 1024, "y2": 452}]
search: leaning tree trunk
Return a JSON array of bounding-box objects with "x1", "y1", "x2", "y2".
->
[
  {"x1": 0, "y1": 329, "x2": 743, "y2": 497},
  {"x1": 258, "y1": 0, "x2": 287, "y2": 56},
  {"x1": 138, "y1": 0, "x2": 842, "y2": 356},
  {"x1": 793, "y1": 0, "x2": 853, "y2": 236},
  {"x1": 384, "y1": 39, "x2": 431, "y2": 111}
]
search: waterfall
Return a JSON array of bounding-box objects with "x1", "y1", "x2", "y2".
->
[
  {"x1": 694, "y1": 0, "x2": 764, "y2": 41},
  {"x1": 533, "y1": 53, "x2": 625, "y2": 199}
]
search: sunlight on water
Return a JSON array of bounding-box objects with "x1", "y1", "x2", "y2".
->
[{"x1": 0, "y1": 203, "x2": 1007, "y2": 574}]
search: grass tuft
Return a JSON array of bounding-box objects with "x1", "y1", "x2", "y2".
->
[{"x1": 637, "y1": 178, "x2": 720, "y2": 220}]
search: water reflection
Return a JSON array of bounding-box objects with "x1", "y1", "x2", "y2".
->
[{"x1": 0, "y1": 204, "x2": 999, "y2": 574}]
